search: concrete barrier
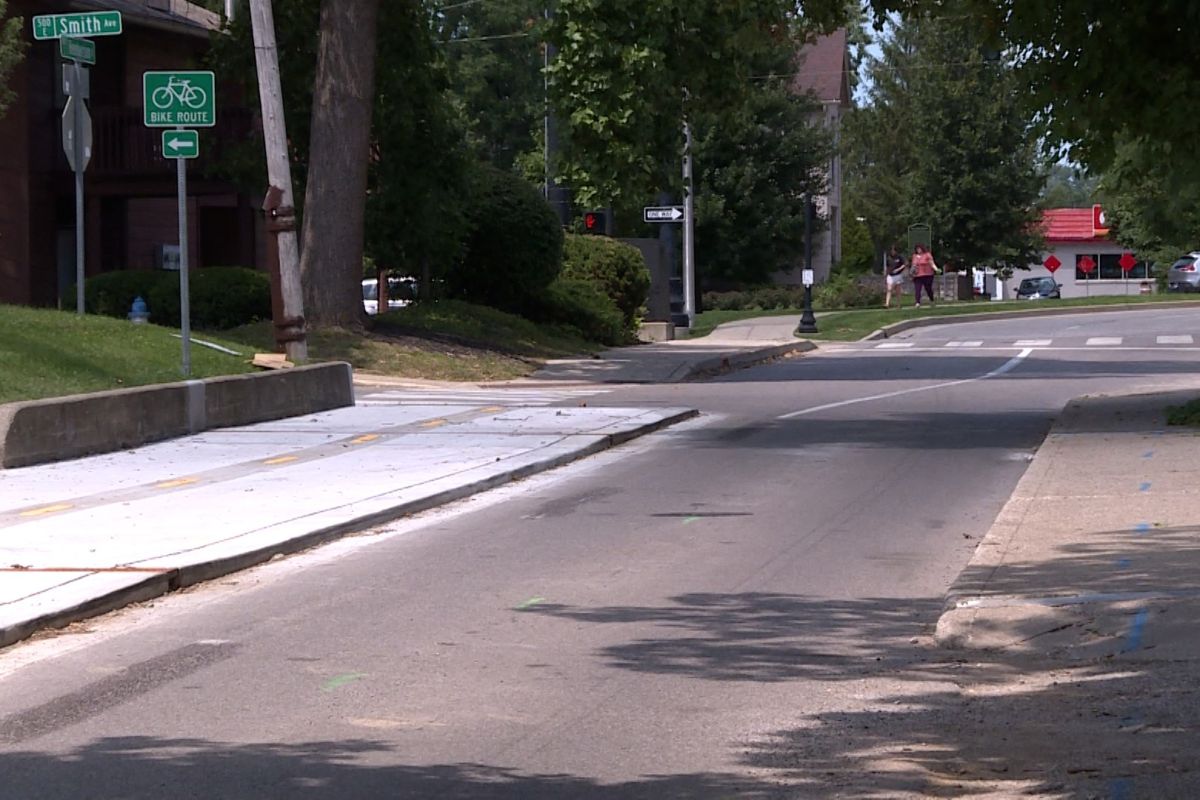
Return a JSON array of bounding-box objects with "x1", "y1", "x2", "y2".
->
[{"x1": 0, "y1": 362, "x2": 354, "y2": 469}]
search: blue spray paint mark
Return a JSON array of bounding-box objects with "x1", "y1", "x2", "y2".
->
[
  {"x1": 1139, "y1": 482, "x2": 1152, "y2": 492},
  {"x1": 1121, "y1": 608, "x2": 1150, "y2": 653},
  {"x1": 1142, "y1": 450, "x2": 1155, "y2": 458},
  {"x1": 1134, "y1": 522, "x2": 1151, "y2": 535},
  {"x1": 1110, "y1": 777, "x2": 1132, "y2": 799},
  {"x1": 1115, "y1": 558, "x2": 1132, "y2": 569}
]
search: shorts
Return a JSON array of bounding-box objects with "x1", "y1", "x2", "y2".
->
[{"x1": 886, "y1": 273, "x2": 905, "y2": 288}]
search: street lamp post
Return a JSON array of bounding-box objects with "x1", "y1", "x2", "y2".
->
[{"x1": 796, "y1": 195, "x2": 818, "y2": 334}]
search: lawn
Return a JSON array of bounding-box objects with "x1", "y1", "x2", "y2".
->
[
  {"x1": 1, "y1": 300, "x2": 599, "y2": 405},
  {"x1": 689, "y1": 293, "x2": 1200, "y2": 341}
]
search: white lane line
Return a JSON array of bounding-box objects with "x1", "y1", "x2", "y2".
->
[
  {"x1": 1087, "y1": 337, "x2": 1122, "y2": 346},
  {"x1": 780, "y1": 348, "x2": 1034, "y2": 420},
  {"x1": 1158, "y1": 335, "x2": 1194, "y2": 345},
  {"x1": 874, "y1": 342, "x2": 914, "y2": 349},
  {"x1": 1014, "y1": 339, "x2": 1052, "y2": 347}
]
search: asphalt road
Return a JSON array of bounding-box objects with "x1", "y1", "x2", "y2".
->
[{"x1": 2, "y1": 308, "x2": 1200, "y2": 799}]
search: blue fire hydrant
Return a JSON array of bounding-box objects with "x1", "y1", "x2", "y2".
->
[{"x1": 128, "y1": 296, "x2": 150, "y2": 324}]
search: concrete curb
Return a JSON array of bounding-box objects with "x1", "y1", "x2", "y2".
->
[
  {"x1": 0, "y1": 362, "x2": 354, "y2": 469},
  {"x1": 678, "y1": 341, "x2": 817, "y2": 381},
  {"x1": 863, "y1": 299, "x2": 1200, "y2": 341},
  {"x1": 0, "y1": 408, "x2": 699, "y2": 649}
]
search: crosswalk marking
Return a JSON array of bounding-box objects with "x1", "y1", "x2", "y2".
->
[
  {"x1": 871, "y1": 335, "x2": 1200, "y2": 350},
  {"x1": 1086, "y1": 337, "x2": 1123, "y2": 346},
  {"x1": 357, "y1": 387, "x2": 612, "y2": 408},
  {"x1": 875, "y1": 343, "x2": 914, "y2": 349},
  {"x1": 943, "y1": 341, "x2": 983, "y2": 348},
  {"x1": 1014, "y1": 339, "x2": 1052, "y2": 347},
  {"x1": 1157, "y1": 334, "x2": 1194, "y2": 345}
]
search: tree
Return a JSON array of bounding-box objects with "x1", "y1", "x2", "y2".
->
[
  {"x1": 0, "y1": 2, "x2": 27, "y2": 117},
  {"x1": 1038, "y1": 163, "x2": 1098, "y2": 210},
  {"x1": 545, "y1": 0, "x2": 850, "y2": 209},
  {"x1": 298, "y1": 0, "x2": 381, "y2": 328},
  {"x1": 436, "y1": 0, "x2": 545, "y2": 174},
  {"x1": 1101, "y1": 138, "x2": 1200, "y2": 270},
  {"x1": 693, "y1": 83, "x2": 831, "y2": 285},
  {"x1": 844, "y1": 9, "x2": 1044, "y2": 271}
]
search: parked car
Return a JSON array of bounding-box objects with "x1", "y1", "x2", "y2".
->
[
  {"x1": 1167, "y1": 252, "x2": 1200, "y2": 292},
  {"x1": 362, "y1": 277, "x2": 417, "y2": 315},
  {"x1": 1016, "y1": 277, "x2": 1061, "y2": 300}
]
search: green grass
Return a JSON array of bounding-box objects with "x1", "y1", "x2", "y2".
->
[
  {"x1": 690, "y1": 293, "x2": 1200, "y2": 342},
  {"x1": 2, "y1": 300, "x2": 601, "y2": 405},
  {"x1": 1167, "y1": 398, "x2": 1200, "y2": 426},
  {"x1": 0, "y1": 304, "x2": 256, "y2": 404}
]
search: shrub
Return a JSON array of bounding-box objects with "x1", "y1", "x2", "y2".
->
[
  {"x1": 525, "y1": 277, "x2": 625, "y2": 346},
  {"x1": 446, "y1": 164, "x2": 564, "y2": 313},
  {"x1": 148, "y1": 267, "x2": 271, "y2": 329},
  {"x1": 73, "y1": 269, "x2": 172, "y2": 319},
  {"x1": 814, "y1": 274, "x2": 884, "y2": 309},
  {"x1": 78, "y1": 267, "x2": 270, "y2": 329},
  {"x1": 560, "y1": 234, "x2": 650, "y2": 335}
]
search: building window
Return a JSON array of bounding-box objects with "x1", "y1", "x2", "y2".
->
[{"x1": 1076, "y1": 253, "x2": 1149, "y2": 280}]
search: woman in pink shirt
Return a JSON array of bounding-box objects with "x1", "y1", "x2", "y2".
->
[{"x1": 910, "y1": 244, "x2": 940, "y2": 307}]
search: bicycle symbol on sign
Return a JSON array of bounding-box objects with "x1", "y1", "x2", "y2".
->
[{"x1": 151, "y1": 77, "x2": 207, "y2": 110}]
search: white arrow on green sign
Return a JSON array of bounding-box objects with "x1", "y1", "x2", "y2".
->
[
  {"x1": 59, "y1": 37, "x2": 96, "y2": 65},
  {"x1": 162, "y1": 130, "x2": 200, "y2": 160},
  {"x1": 33, "y1": 11, "x2": 122, "y2": 41}
]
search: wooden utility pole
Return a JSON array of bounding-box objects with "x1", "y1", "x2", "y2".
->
[{"x1": 248, "y1": 0, "x2": 307, "y2": 361}]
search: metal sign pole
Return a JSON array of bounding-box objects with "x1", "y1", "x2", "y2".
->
[
  {"x1": 682, "y1": 116, "x2": 695, "y2": 328},
  {"x1": 73, "y1": 60, "x2": 85, "y2": 315},
  {"x1": 177, "y1": 129, "x2": 191, "y2": 376}
]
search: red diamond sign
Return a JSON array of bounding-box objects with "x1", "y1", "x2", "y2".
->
[
  {"x1": 1119, "y1": 251, "x2": 1137, "y2": 272},
  {"x1": 1078, "y1": 255, "x2": 1096, "y2": 274},
  {"x1": 1044, "y1": 254, "x2": 1062, "y2": 273}
]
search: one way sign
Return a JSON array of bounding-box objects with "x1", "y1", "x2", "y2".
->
[{"x1": 643, "y1": 205, "x2": 684, "y2": 223}]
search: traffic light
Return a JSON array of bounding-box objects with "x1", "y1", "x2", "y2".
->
[{"x1": 582, "y1": 210, "x2": 606, "y2": 235}]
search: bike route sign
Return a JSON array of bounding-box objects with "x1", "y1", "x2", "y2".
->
[{"x1": 143, "y1": 71, "x2": 216, "y2": 127}]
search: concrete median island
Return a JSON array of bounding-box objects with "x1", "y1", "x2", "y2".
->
[{"x1": 0, "y1": 362, "x2": 354, "y2": 469}]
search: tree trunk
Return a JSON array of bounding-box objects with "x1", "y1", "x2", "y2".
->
[{"x1": 298, "y1": 0, "x2": 380, "y2": 328}]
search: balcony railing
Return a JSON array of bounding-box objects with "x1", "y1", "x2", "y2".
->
[{"x1": 87, "y1": 106, "x2": 254, "y2": 177}]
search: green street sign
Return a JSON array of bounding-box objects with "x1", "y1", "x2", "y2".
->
[
  {"x1": 143, "y1": 71, "x2": 216, "y2": 128},
  {"x1": 59, "y1": 37, "x2": 96, "y2": 65},
  {"x1": 162, "y1": 130, "x2": 200, "y2": 160},
  {"x1": 33, "y1": 12, "x2": 122, "y2": 41}
]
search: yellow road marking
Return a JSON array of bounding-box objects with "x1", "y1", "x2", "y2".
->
[
  {"x1": 263, "y1": 455, "x2": 299, "y2": 465},
  {"x1": 156, "y1": 477, "x2": 199, "y2": 489},
  {"x1": 480, "y1": 406, "x2": 503, "y2": 413},
  {"x1": 350, "y1": 434, "x2": 380, "y2": 445},
  {"x1": 420, "y1": 419, "x2": 447, "y2": 429},
  {"x1": 19, "y1": 503, "x2": 74, "y2": 517}
]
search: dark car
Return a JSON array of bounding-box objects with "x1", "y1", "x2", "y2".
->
[
  {"x1": 1016, "y1": 277, "x2": 1061, "y2": 300},
  {"x1": 1167, "y1": 252, "x2": 1200, "y2": 292}
]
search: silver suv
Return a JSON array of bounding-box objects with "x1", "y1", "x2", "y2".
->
[{"x1": 1167, "y1": 252, "x2": 1200, "y2": 292}]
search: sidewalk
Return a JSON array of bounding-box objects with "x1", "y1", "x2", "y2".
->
[
  {"x1": 527, "y1": 315, "x2": 811, "y2": 383},
  {"x1": 0, "y1": 320, "x2": 811, "y2": 648},
  {"x1": 931, "y1": 387, "x2": 1200, "y2": 793}
]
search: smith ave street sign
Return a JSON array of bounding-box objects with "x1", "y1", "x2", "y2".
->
[
  {"x1": 33, "y1": 12, "x2": 122, "y2": 40},
  {"x1": 643, "y1": 205, "x2": 684, "y2": 223}
]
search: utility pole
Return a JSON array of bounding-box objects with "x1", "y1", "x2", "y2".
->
[
  {"x1": 682, "y1": 113, "x2": 696, "y2": 328},
  {"x1": 249, "y1": 0, "x2": 307, "y2": 361}
]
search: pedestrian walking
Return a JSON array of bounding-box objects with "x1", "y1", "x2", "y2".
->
[
  {"x1": 910, "y1": 243, "x2": 941, "y2": 308},
  {"x1": 884, "y1": 246, "x2": 907, "y2": 309}
]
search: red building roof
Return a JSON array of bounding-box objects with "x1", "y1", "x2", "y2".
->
[{"x1": 1042, "y1": 208, "x2": 1107, "y2": 242}]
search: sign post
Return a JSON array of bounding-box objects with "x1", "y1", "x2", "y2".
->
[
  {"x1": 60, "y1": 65, "x2": 93, "y2": 315},
  {"x1": 145, "y1": 71, "x2": 216, "y2": 376}
]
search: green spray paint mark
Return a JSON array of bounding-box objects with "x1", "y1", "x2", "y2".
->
[
  {"x1": 516, "y1": 596, "x2": 546, "y2": 610},
  {"x1": 322, "y1": 672, "x2": 367, "y2": 692},
  {"x1": 682, "y1": 516, "x2": 700, "y2": 525}
]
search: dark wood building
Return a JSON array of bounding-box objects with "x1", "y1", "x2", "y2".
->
[{"x1": 1, "y1": 0, "x2": 259, "y2": 307}]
